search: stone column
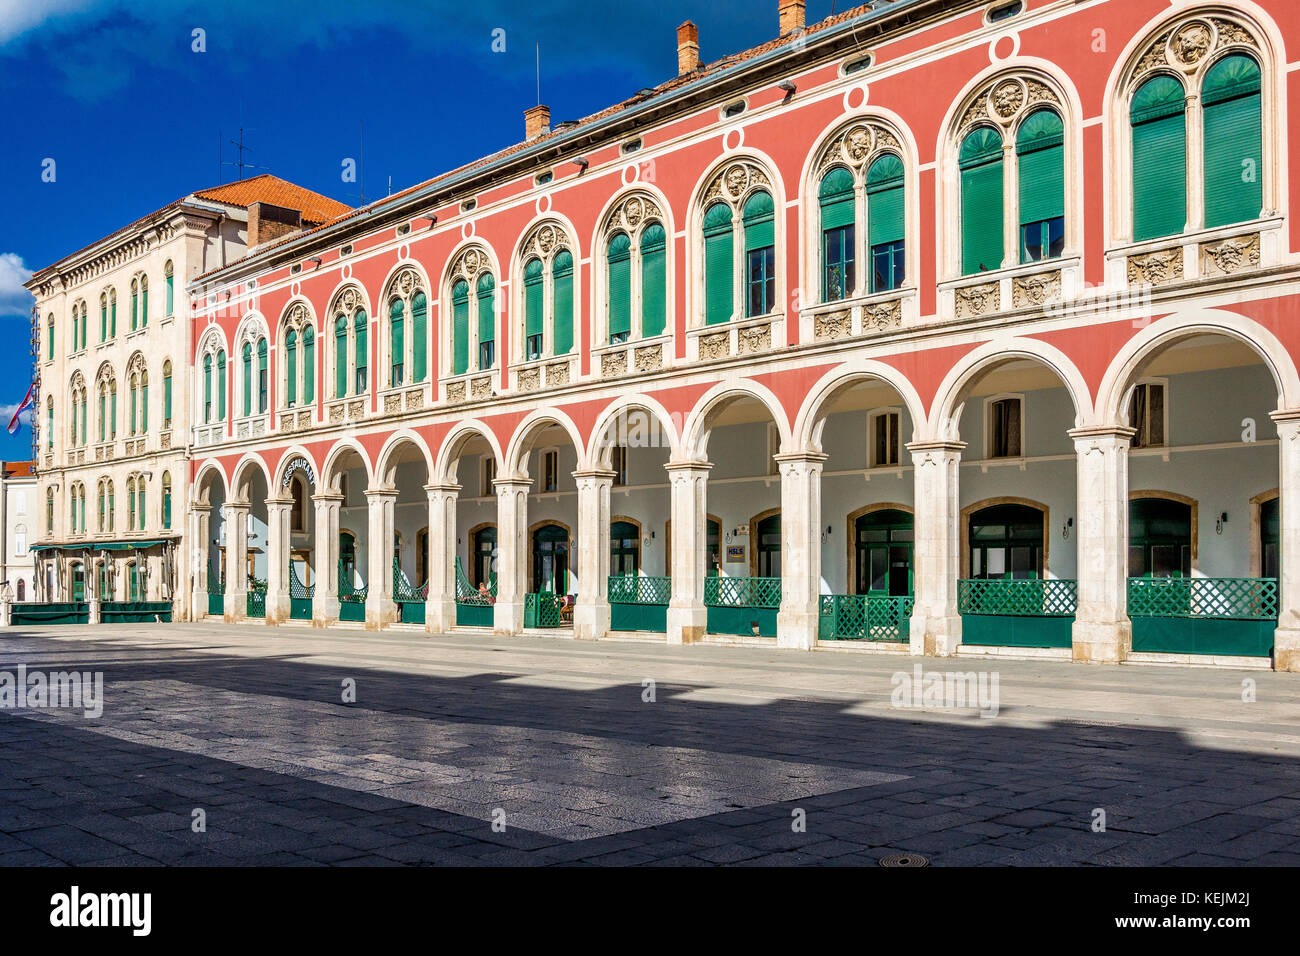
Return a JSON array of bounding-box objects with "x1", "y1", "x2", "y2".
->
[
  {"x1": 1272, "y1": 411, "x2": 1300, "y2": 671},
  {"x1": 312, "y1": 492, "x2": 343, "y2": 626},
  {"x1": 189, "y1": 504, "x2": 210, "y2": 620},
  {"x1": 224, "y1": 501, "x2": 250, "y2": 622},
  {"x1": 1070, "y1": 425, "x2": 1134, "y2": 663},
  {"x1": 907, "y1": 441, "x2": 964, "y2": 656},
  {"x1": 775, "y1": 452, "x2": 826, "y2": 650},
  {"x1": 665, "y1": 460, "x2": 711, "y2": 645},
  {"x1": 493, "y1": 478, "x2": 531, "y2": 636},
  {"x1": 573, "y1": 469, "x2": 615, "y2": 640},
  {"x1": 265, "y1": 496, "x2": 293, "y2": 625},
  {"x1": 424, "y1": 483, "x2": 459, "y2": 634},
  {"x1": 365, "y1": 489, "x2": 398, "y2": 630}
]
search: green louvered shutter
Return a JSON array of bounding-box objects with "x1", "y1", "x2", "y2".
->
[
  {"x1": 524, "y1": 258, "x2": 545, "y2": 354},
  {"x1": 553, "y1": 250, "x2": 574, "y2": 356},
  {"x1": 819, "y1": 167, "x2": 855, "y2": 230},
  {"x1": 1132, "y1": 75, "x2": 1188, "y2": 241},
  {"x1": 390, "y1": 298, "x2": 404, "y2": 386},
  {"x1": 743, "y1": 190, "x2": 775, "y2": 250},
  {"x1": 303, "y1": 326, "x2": 315, "y2": 402},
  {"x1": 164, "y1": 367, "x2": 172, "y2": 425},
  {"x1": 217, "y1": 351, "x2": 226, "y2": 420},
  {"x1": 1203, "y1": 54, "x2": 1262, "y2": 229},
  {"x1": 959, "y1": 127, "x2": 1005, "y2": 275},
  {"x1": 411, "y1": 292, "x2": 427, "y2": 383},
  {"x1": 141, "y1": 378, "x2": 148, "y2": 431},
  {"x1": 451, "y1": 280, "x2": 470, "y2": 375},
  {"x1": 355, "y1": 311, "x2": 368, "y2": 392},
  {"x1": 607, "y1": 234, "x2": 632, "y2": 341},
  {"x1": 640, "y1": 224, "x2": 666, "y2": 338},
  {"x1": 866, "y1": 153, "x2": 905, "y2": 246},
  {"x1": 335, "y1": 316, "x2": 348, "y2": 398},
  {"x1": 257, "y1": 338, "x2": 267, "y2": 413},
  {"x1": 476, "y1": 274, "x2": 495, "y2": 366},
  {"x1": 286, "y1": 330, "x2": 297, "y2": 406},
  {"x1": 703, "y1": 202, "x2": 733, "y2": 325},
  {"x1": 242, "y1": 343, "x2": 252, "y2": 416}
]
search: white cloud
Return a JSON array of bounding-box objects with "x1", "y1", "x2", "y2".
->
[
  {"x1": 0, "y1": 402, "x2": 33, "y2": 427},
  {"x1": 0, "y1": 253, "x2": 33, "y2": 318},
  {"x1": 0, "y1": 0, "x2": 97, "y2": 44}
]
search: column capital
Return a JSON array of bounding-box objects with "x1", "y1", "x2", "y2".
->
[
  {"x1": 311, "y1": 492, "x2": 345, "y2": 504},
  {"x1": 572, "y1": 468, "x2": 617, "y2": 483},
  {"x1": 1067, "y1": 424, "x2": 1136, "y2": 444},
  {"x1": 363, "y1": 487, "x2": 399, "y2": 501},
  {"x1": 266, "y1": 495, "x2": 294, "y2": 508},
  {"x1": 225, "y1": 500, "x2": 251, "y2": 514},
  {"x1": 1270, "y1": 409, "x2": 1300, "y2": 428},
  {"x1": 906, "y1": 439, "x2": 966, "y2": 456},
  {"x1": 493, "y1": 476, "x2": 533, "y2": 493},
  {"x1": 772, "y1": 450, "x2": 829, "y2": 465},
  {"x1": 665, "y1": 458, "x2": 712, "y2": 474},
  {"x1": 423, "y1": 482, "x2": 461, "y2": 496}
]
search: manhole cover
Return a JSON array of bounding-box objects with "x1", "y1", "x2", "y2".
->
[{"x1": 879, "y1": 852, "x2": 929, "y2": 868}]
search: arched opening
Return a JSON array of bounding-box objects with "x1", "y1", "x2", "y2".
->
[
  {"x1": 510, "y1": 419, "x2": 581, "y2": 631},
  {"x1": 379, "y1": 439, "x2": 432, "y2": 625},
  {"x1": 326, "y1": 447, "x2": 370, "y2": 623},
  {"x1": 439, "y1": 427, "x2": 501, "y2": 629},
  {"x1": 233, "y1": 462, "x2": 271, "y2": 620}
]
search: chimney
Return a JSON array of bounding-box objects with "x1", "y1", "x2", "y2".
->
[
  {"x1": 779, "y1": 0, "x2": 806, "y2": 36},
  {"x1": 524, "y1": 104, "x2": 550, "y2": 141},
  {"x1": 247, "y1": 201, "x2": 302, "y2": 248},
  {"x1": 677, "y1": 21, "x2": 699, "y2": 76}
]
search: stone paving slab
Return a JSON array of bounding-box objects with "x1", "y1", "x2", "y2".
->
[{"x1": 1, "y1": 622, "x2": 1299, "y2": 865}]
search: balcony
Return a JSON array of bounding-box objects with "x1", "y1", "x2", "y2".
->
[
  {"x1": 686, "y1": 312, "x2": 785, "y2": 364},
  {"x1": 325, "y1": 397, "x2": 366, "y2": 426},
  {"x1": 194, "y1": 424, "x2": 223, "y2": 448},
  {"x1": 593, "y1": 333, "x2": 670, "y2": 380},
  {"x1": 940, "y1": 255, "x2": 1081, "y2": 322},
  {"x1": 510, "y1": 354, "x2": 575, "y2": 393},
  {"x1": 802, "y1": 289, "x2": 912, "y2": 345},
  {"x1": 443, "y1": 370, "x2": 496, "y2": 405},
  {"x1": 379, "y1": 383, "x2": 427, "y2": 416},
  {"x1": 234, "y1": 414, "x2": 269, "y2": 440},
  {"x1": 278, "y1": 408, "x2": 316, "y2": 435},
  {"x1": 1105, "y1": 217, "x2": 1281, "y2": 293}
]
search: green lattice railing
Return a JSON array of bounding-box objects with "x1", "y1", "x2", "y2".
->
[
  {"x1": 819, "y1": 594, "x2": 913, "y2": 641},
  {"x1": 704, "y1": 576, "x2": 782, "y2": 609},
  {"x1": 247, "y1": 581, "x2": 267, "y2": 617},
  {"x1": 1128, "y1": 577, "x2": 1277, "y2": 620},
  {"x1": 393, "y1": 557, "x2": 428, "y2": 603},
  {"x1": 525, "y1": 591, "x2": 565, "y2": 627},
  {"x1": 455, "y1": 557, "x2": 497, "y2": 606},
  {"x1": 289, "y1": 566, "x2": 314, "y2": 599},
  {"x1": 608, "y1": 575, "x2": 671, "y2": 605},
  {"x1": 339, "y1": 561, "x2": 367, "y2": 603},
  {"x1": 958, "y1": 578, "x2": 1077, "y2": 616}
]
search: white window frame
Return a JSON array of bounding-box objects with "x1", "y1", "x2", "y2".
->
[
  {"x1": 984, "y1": 393, "x2": 1026, "y2": 460},
  {"x1": 869, "y1": 408, "x2": 903, "y2": 469},
  {"x1": 1128, "y1": 377, "x2": 1169, "y2": 449}
]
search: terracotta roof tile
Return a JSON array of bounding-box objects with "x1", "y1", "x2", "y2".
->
[{"x1": 191, "y1": 174, "x2": 352, "y2": 226}]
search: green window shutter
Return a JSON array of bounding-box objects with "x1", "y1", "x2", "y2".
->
[
  {"x1": 959, "y1": 127, "x2": 1005, "y2": 274},
  {"x1": 819, "y1": 167, "x2": 856, "y2": 230},
  {"x1": 303, "y1": 326, "x2": 315, "y2": 402},
  {"x1": 866, "y1": 153, "x2": 905, "y2": 246},
  {"x1": 452, "y1": 280, "x2": 470, "y2": 375},
  {"x1": 203, "y1": 357, "x2": 211, "y2": 422},
  {"x1": 141, "y1": 380, "x2": 148, "y2": 432},
  {"x1": 355, "y1": 311, "x2": 368, "y2": 384},
  {"x1": 111, "y1": 389, "x2": 117, "y2": 436},
  {"x1": 476, "y1": 273, "x2": 496, "y2": 349},
  {"x1": 217, "y1": 351, "x2": 226, "y2": 419},
  {"x1": 242, "y1": 343, "x2": 252, "y2": 416},
  {"x1": 1203, "y1": 54, "x2": 1262, "y2": 229},
  {"x1": 99, "y1": 392, "x2": 106, "y2": 440},
  {"x1": 524, "y1": 258, "x2": 545, "y2": 341},
  {"x1": 164, "y1": 370, "x2": 172, "y2": 424},
  {"x1": 640, "y1": 224, "x2": 667, "y2": 339},
  {"x1": 166, "y1": 272, "x2": 173, "y2": 316},
  {"x1": 607, "y1": 234, "x2": 632, "y2": 341},
  {"x1": 389, "y1": 298, "x2": 404, "y2": 385},
  {"x1": 552, "y1": 250, "x2": 574, "y2": 356},
  {"x1": 411, "y1": 292, "x2": 427, "y2": 383},
  {"x1": 703, "y1": 202, "x2": 734, "y2": 325},
  {"x1": 334, "y1": 316, "x2": 348, "y2": 398},
  {"x1": 164, "y1": 489, "x2": 171, "y2": 529},
  {"x1": 131, "y1": 291, "x2": 137, "y2": 329},
  {"x1": 743, "y1": 190, "x2": 775, "y2": 251},
  {"x1": 1131, "y1": 75, "x2": 1188, "y2": 241},
  {"x1": 286, "y1": 330, "x2": 298, "y2": 406},
  {"x1": 1016, "y1": 108, "x2": 1065, "y2": 224},
  {"x1": 141, "y1": 287, "x2": 148, "y2": 326}
]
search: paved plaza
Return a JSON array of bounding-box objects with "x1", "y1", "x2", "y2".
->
[{"x1": 1, "y1": 624, "x2": 1298, "y2": 866}]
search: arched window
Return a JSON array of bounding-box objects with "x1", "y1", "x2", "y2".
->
[
  {"x1": 217, "y1": 350, "x2": 227, "y2": 420},
  {"x1": 137, "y1": 477, "x2": 146, "y2": 531},
  {"x1": 106, "y1": 480, "x2": 115, "y2": 531},
  {"x1": 241, "y1": 342, "x2": 252, "y2": 416},
  {"x1": 476, "y1": 273, "x2": 496, "y2": 369},
  {"x1": 1129, "y1": 497, "x2": 1192, "y2": 578},
  {"x1": 819, "y1": 167, "x2": 855, "y2": 301},
  {"x1": 451, "y1": 279, "x2": 470, "y2": 375},
  {"x1": 162, "y1": 360, "x2": 172, "y2": 428},
  {"x1": 203, "y1": 354, "x2": 212, "y2": 422},
  {"x1": 959, "y1": 126, "x2": 1005, "y2": 274},
  {"x1": 130, "y1": 278, "x2": 139, "y2": 330},
  {"x1": 602, "y1": 198, "x2": 669, "y2": 346},
  {"x1": 553, "y1": 250, "x2": 574, "y2": 356},
  {"x1": 127, "y1": 477, "x2": 136, "y2": 531},
  {"x1": 330, "y1": 292, "x2": 368, "y2": 398},
  {"x1": 285, "y1": 330, "x2": 298, "y2": 406},
  {"x1": 968, "y1": 503, "x2": 1043, "y2": 579},
  {"x1": 1203, "y1": 54, "x2": 1262, "y2": 229},
  {"x1": 410, "y1": 292, "x2": 427, "y2": 383},
  {"x1": 164, "y1": 260, "x2": 174, "y2": 317},
  {"x1": 162, "y1": 472, "x2": 172, "y2": 529},
  {"x1": 99, "y1": 293, "x2": 108, "y2": 341},
  {"x1": 1131, "y1": 75, "x2": 1187, "y2": 241},
  {"x1": 139, "y1": 275, "x2": 148, "y2": 327},
  {"x1": 108, "y1": 289, "x2": 116, "y2": 337},
  {"x1": 139, "y1": 368, "x2": 149, "y2": 433},
  {"x1": 515, "y1": 227, "x2": 575, "y2": 363},
  {"x1": 702, "y1": 202, "x2": 734, "y2": 325},
  {"x1": 606, "y1": 233, "x2": 632, "y2": 343},
  {"x1": 742, "y1": 191, "x2": 775, "y2": 317},
  {"x1": 1017, "y1": 109, "x2": 1065, "y2": 262},
  {"x1": 129, "y1": 372, "x2": 139, "y2": 435},
  {"x1": 97, "y1": 479, "x2": 106, "y2": 532},
  {"x1": 640, "y1": 224, "x2": 667, "y2": 338},
  {"x1": 353, "y1": 312, "x2": 367, "y2": 393},
  {"x1": 257, "y1": 337, "x2": 268, "y2": 413},
  {"x1": 46, "y1": 487, "x2": 54, "y2": 534},
  {"x1": 334, "y1": 315, "x2": 348, "y2": 398},
  {"x1": 303, "y1": 325, "x2": 315, "y2": 403},
  {"x1": 610, "y1": 520, "x2": 640, "y2": 576},
  {"x1": 46, "y1": 314, "x2": 53, "y2": 361},
  {"x1": 866, "y1": 154, "x2": 906, "y2": 291},
  {"x1": 382, "y1": 277, "x2": 428, "y2": 388}
]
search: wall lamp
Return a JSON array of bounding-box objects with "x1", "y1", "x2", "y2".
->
[
  {"x1": 308, "y1": 256, "x2": 323, "y2": 267},
  {"x1": 1217, "y1": 512, "x2": 1229, "y2": 535},
  {"x1": 778, "y1": 79, "x2": 797, "y2": 96},
  {"x1": 1063, "y1": 517, "x2": 1073, "y2": 540},
  {"x1": 571, "y1": 157, "x2": 589, "y2": 172},
  {"x1": 421, "y1": 213, "x2": 437, "y2": 228}
]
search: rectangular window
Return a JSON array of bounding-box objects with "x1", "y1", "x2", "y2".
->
[
  {"x1": 482, "y1": 457, "x2": 496, "y2": 498},
  {"x1": 479, "y1": 340, "x2": 495, "y2": 370},
  {"x1": 1020, "y1": 217, "x2": 1065, "y2": 263},
  {"x1": 525, "y1": 333, "x2": 543, "y2": 361},
  {"x1": 989, "y1": 397, "x2": 1023, "y2": 458},
  {"x1": 1129, "y1": 381, "x2": 1166, "y2": 449},
  {"x1": 612, "y1": 446, "x2": 628, "y2": 486},
  {"x1": 542, "y1": 450, "x2": 559, "y2": 493},
  {"x1": 746, "y1": 246, "x2": 776, "y2": 318},
  {"x1": 766, "y1": 423, "x2": 780, "y2": 477},
  {"x1": 871, "y1": 240, "x2": 905, "y2": 293},
  {"x1": 871, "y1": 410, "x2": 901, "y2": 467},
  {"x1": 822, "y1": 225, "x2": 855, "y2": 302}
]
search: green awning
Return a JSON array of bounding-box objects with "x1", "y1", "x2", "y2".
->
[{"x1": 33, "y1": 538, "x2": 173, "y2": 553}]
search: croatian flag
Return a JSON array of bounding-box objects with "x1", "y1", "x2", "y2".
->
[{"x1": 7, "y1": 383, "x2": 34, "y2": 435}]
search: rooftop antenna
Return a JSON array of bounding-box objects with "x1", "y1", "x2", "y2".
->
[
  {"x1": 222, "y1": 127, "x2": 266, "y2": 181},
  {"x1": 536, "y1": 43, "x2": 541, "y2": 105}
]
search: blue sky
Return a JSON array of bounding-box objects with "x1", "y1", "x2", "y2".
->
[{"x1": 0, "y1": 0, "x2": 842, "y2": 459}]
